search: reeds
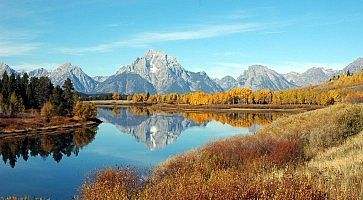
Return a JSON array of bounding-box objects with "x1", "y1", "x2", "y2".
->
[{"x1": 81, "y1": 104, "x2": 363, "y2": 199}]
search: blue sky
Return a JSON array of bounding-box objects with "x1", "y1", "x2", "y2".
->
[{"x1": 0, "y1": 0, "x2": 362, "y2": 78}]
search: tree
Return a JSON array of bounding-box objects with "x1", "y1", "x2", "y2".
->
[
  {"x1": 41, "y1": 102, "x2": 55, "y2": 122},
  {"x1": 112, "y1": 92, "x2": 121, "y2": 101},
  {"x1": 0, "y1": 94, "x2": 4, "y2": 114},
  {"x1": 50, "y1": 85, "x2": 65, "y2": 116},
  {"x1": 8, "y1": 92, "x2": 24, "y2": 117},
  {"x1": 63, "y1": 78, "x2": 75, "y2": 116},
  {"x1": 73, "y1": 101, "x2": 97, "y2": 121},
  {"x1": 1, "y1": 72, "x2": 9, "y2": 104}
]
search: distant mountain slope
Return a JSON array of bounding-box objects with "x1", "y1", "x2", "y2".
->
[
  {"x1": 93, "y1": 76, "x2": 109, "y2": 82},
  {"x1": 0, "y1": 63, "x2": 17, "y2": 78},
  {"x1": 28, "y1": 68, "x2": 50, "y2": 77},
  {"x1": 343, "y1": 57, "x2": 363, "y2": 74},
  {"x1": 96, "y1": 71, "x2": 157, "y2": 94},
  {"x1": 48, "y1": 63, "x2": 97, "y2": 93},
  {"x1": 215, "y1": 76, "x2": 239, "y2": 91},
  {"x1": 118, "y1": 50, "x2": 223, "y2": 94},
  {"x1": 238, "y1": 65, "x2": 296, "y2": 91},
  {"x1": 2, "y1": 55, "x2": 363, "y2": 94},
  {"x1": 283, "y1": 67, "x2": 336, "y2": 86}
]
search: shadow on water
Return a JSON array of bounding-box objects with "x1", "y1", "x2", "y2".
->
[{"x1": 0, "y1": 127, "x2": 98, "y2": 168}]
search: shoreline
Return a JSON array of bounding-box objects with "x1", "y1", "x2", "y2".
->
[
  {"x1": 89, "y1": 100, "x2": 323, "y2": 113},
  {"x1": 0, "y1": 118, "x2": 102, "y2": 137}
]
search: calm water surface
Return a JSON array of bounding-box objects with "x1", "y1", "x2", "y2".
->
[{"x1": 0, "y1": 107, "x2": 285, "y2": 199}]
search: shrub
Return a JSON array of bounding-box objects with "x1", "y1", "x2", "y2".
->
[
  {"x1": 81, "y1": 104, "x2": 363, "y2": 199},
  {"x1": 80, "y1": 168, "x2": 143, "y2": 200},
  {"x1": 40, "y1": 102, "x2": 54, "y2": 123},
  {"x1": 73, "y1": 101, "x2": 97, "y2": 121}
]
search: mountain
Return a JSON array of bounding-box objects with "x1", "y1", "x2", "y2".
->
[
  {"x1": 28, "y1": 68, "x2": 50, "y2": 77},
  {"x1": 96, "y1": 71, "x2": 157, "y2": 94},
  {"x1": 283, "y1": 67, "x2": 336, "y2": 86},
  {"x1": 237, "y1": 65, "x2": 296, "y2": 91},
  {"x1": 215, "y1": 76, "x2": 239, "y2": 91},
  {"x1": 343, "y1": 57, "x2": 363, "y2": 74},
  {"x1": 0, "y1": 63, "x2": 17, "y2": 78},
  {"x1": 93, "y1": 76, "x2": 109, "y2": 82},
  {"x1": 117, "y1": 50, "x2": 223, "y2": 94},
  {"x1": 48, "y1": 63, "x2": 97, "y2": 93}
]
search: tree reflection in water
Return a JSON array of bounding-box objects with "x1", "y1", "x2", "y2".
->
[
  {"x1": 98, "y1": 107, "x2": 288, "y2": 150},
  {"x1": 127, "y1": 106, "x2": 285, "y2": 128},
  {"x1": 0, "y1": 127, "x2": 98, "y2": 168}
]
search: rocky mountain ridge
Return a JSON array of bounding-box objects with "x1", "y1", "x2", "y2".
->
[{"x1": 1, "y1": 52, "x2": 362, "y2": 93}]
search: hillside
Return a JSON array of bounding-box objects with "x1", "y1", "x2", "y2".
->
[{"x1": 80, "y1": 103, "x2": 363, "y2": 199}]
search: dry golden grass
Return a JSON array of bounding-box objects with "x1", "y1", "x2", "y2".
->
[{"x1": 80, "y1": 104, "x2": 363, "y2": 200}]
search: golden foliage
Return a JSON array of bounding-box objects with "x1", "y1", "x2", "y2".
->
[
  {"x1": 81, "y1": 104, "x2": 363, "y2": 199},
  {"x1": 130, "y1": 71, "x2": 363, "y2": 107},
  {"x1": 73, "y1": 101, "x2": 97, "y2": 121},
  {"x1": 40, "y1": 102, "x2": 54, "y2": 123},
  {"x1": 112, "y1": 92, "x2": 121, "y2": 101}
]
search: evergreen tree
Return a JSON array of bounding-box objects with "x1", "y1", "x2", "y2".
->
[
  {"x1": 50, "y1": 85, "x2": 65, "y2": 116},
  {"x1": 0, "y1": 94, "x2": 4, "y2": 114},
  {"x1": 1, "y1": 72, "x2": 9, "y2": 104},
  {"x1": 62, "y1": 78, "x2": 75, "y2": 116},
  {"x1": 20, "y1": 73, "x2": 29, "y2": 108}
]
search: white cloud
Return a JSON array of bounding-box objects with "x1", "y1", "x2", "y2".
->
[
  {"x1": 214, "y1": 51, "x2": 246, "y2": 57},
  {"x1": 57, "y1": 23, "x2": 266, "y2": 55},
  {"x1": 9, "y1": 62, "x2": 62, "y2": 72},
  {"x1": 0, "y1": 41, "x2": 40, "y2": 56},
  {"x1": 274, "y1": 61, "x2": 346, "y2": 73}
]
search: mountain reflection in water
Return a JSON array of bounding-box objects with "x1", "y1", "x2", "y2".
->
[
  {"x1": 97, "y1": 107, "x2": 285, "y2": 150},
  {"x1": 0, "y1": 127, "x2": 97, "y2": 168}
]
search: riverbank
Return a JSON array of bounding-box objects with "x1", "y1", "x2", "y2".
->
[
  {"x1": 81, "y1": 103, "x2": 363, "y2": 199},
  {"x1": 88, "y1": 100, "x2": 323, "y2": 113},
  {"x1": 0, "y1": 116, "x2": 102, "y2": 135}
]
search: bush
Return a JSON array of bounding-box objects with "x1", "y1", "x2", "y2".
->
[
  {"x1": 80, "y1": 104, "x2": 363, "y2": 199},
  {"x1": 73, "y1": 101, "x2": 97, "y2": 121},
  {"x1": 40, "y1": 102, "x2": 54, "y2": 123}
]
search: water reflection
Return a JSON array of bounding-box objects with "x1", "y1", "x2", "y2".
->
[
  {"x1": 97, "y1": 107, "x2": 285, "y2": 150},
  {"x1": 0, "y1": 127, "x2": 98, "y2": 168},
  {"x1": 97, "y1": 107, "x2": 206, "y2": 150}
]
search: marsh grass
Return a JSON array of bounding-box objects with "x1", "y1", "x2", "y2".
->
[{"x1": 81, "y1": 104, "x2": 363, "y2": 200}]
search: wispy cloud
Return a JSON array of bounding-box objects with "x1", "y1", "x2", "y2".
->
[
  {"x1": 0, "y1": 41, "x2": 40, "y2": 56},
  {"x1": 214, "y1": 51, "x2": 246, "y2": 57},
  {"x1": 275, "y1": 61, "x2": 347, "y2": 73},
  {"x1": 10, "y1": 62, "x2": 62, "y2": 72},
  {"x1": 57, "y1": 22, "x2": 266, "y2": 55}
]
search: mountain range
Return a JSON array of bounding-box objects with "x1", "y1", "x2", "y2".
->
[{"x1": 0, "y1": 51, "x2": 362, "y2": 94}]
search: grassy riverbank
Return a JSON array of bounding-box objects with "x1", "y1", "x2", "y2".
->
[
  {"x1": 0, "y1": 114, "x2": 101, "y2": 134},
  {"x1": 81, "y1": 103, "x2": 363, "y2": 199}
]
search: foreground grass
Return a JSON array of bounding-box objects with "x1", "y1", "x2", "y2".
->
[{"x1": 81, "y1": 104, "x2": 363, "y2": 200}]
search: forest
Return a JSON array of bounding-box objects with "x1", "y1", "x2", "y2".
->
[
  {"x1": 0, "y1": 72, "x2": 96, "y2": 127},
  {"x1": 129, "y1": 71, "x2": 363, "y2": 106}
]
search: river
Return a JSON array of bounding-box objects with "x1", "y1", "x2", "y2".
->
[{"x1": 0, "y1": 107, "x2": 287, "y2": 199}]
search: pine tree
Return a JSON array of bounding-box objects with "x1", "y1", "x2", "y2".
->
[
  {"x1": 50, "y1": 85, "x2": 65, "y2": 116},
  {"x1": 62, "y1": 78, "x2": 75, "y2": 116}
]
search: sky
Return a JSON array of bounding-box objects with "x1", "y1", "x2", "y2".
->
[{"x1": 0, "y1": 0, "x2": 363, "y2": 78}]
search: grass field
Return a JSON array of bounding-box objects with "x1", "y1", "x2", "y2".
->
[{"x1": 80, "y1": 103, "x2": 363, "y2": 199}]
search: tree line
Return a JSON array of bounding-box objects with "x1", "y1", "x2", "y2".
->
[
  {"x1": 0, "y1": 72, "x2": 96, "y2": 122},
  {"x1": 126, "y1": 71, "x2": 363, "y2": 106}
]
